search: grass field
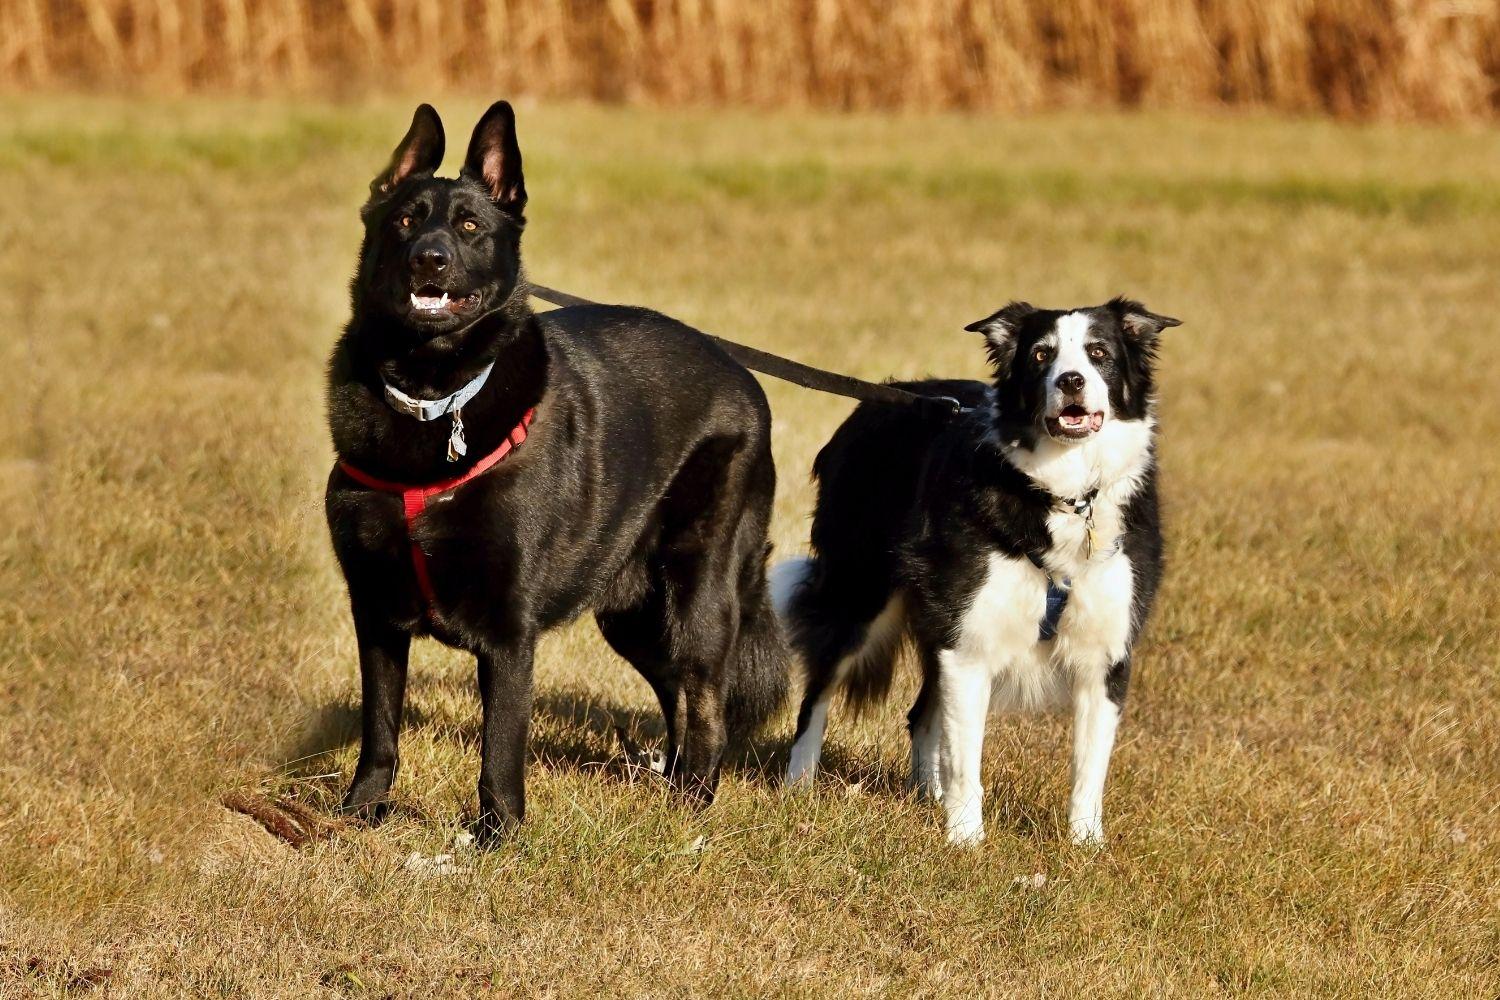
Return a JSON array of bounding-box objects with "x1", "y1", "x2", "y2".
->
[{"x1": 1, "y1": 97, "x2": 1498, "y2": 997}]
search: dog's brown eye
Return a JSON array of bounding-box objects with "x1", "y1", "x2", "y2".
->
[
  {"x1": 1089, "y1": 346, "x2": 1107, "y2": 360},
  {"x1": 461, "y1": 220, "x2": 478, "y2": 233},
  {"x1": 399, "y1": 215, "x2": 413, "y2": 228},
  {"x1": 1033, "y1": 348, "x2": 1048, "y2": 363}
]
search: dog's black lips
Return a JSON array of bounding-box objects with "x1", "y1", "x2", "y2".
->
[{"x1": 407, "y1": 285, "x2": 483, "y2": 322}]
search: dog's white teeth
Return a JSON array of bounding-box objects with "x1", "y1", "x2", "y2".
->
[{"x1": 438, "y1": 292, "x2": 450, "y2": 307}]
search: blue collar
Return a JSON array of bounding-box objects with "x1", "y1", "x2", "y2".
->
[
  {"x1": 381, "y1": 362, "x2": 496, "y2": 462},
  {"x1": 382, "y1": 362, "x2": 495, "y2": 422}
]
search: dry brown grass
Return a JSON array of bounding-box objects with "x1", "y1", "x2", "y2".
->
[
  {"x1": 1, "y1": 97, "x2": 1498, "y2": 996},
  {"x1": 4, "y1": 1, "x2": 1500, "y2": 119}
]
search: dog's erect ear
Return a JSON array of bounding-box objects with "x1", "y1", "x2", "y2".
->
[
  {"x1": 965, "y1": 301, "x2": 1036, "y2": 371},
  {"x1": 370, "y1": 104, "x2": 445, "y2": 201},
  {"x1": 1110, "y1": 297, "x2": 1182, "y2": 341},
  {"x1": 462, "y1": 101, "x2": 527, "y2": 213}
]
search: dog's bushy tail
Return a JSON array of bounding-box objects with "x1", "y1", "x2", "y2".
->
[
  {"x1": 725, "y1": 545, "x2": 792, "y2": 742},
  {"x1": 772, "y1": 554, "x2": 907, "y2": 717}
]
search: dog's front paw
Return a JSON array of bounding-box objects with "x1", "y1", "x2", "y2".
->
[
  {"x1": 1068, "y1": 817, "x2": 1106, "y2": 847},
  {"x1": 908, "y1": 772, "x2": 944, "y2": 804},
  {"x1": 946, "y1": 821, "x2": 985, "y2": 847},
  {"x1": 784, "y1": 764, "x2": 817, "y2": 791},
  {"x1": 945, "y1": 799, "x2": 986, "y2": 846},
  {"x1": 472, "y1": 811, "x2": 522, "y2": 849},
  {"x1": 340, "y1": 778, "x2": 397, "y2": 825}
]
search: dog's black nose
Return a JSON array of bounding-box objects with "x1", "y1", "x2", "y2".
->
[
  {"x1": 411, "y1": 239, "x2": 450, "y2": 274},
  {"x1": 1056, "y1": 370, "x2": 1086, "y2": 394}
]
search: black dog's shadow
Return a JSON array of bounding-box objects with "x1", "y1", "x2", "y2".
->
[
  {"x1": 279, "y1": 681, "x2": 1057, "y2": 835},
  {"x1": 279, "y1": 681, "x2": 803, "y2": 794}
]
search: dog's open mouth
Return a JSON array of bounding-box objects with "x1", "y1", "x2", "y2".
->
[
  {"x1": 1047, "y1": 404, "x2": 1105, "y2": 440},
  {"x1": 409, "y1": 285, "x2": 481, "y2": 316}
]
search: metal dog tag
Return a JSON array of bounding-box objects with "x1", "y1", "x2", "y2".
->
[{"x1": 446, "y1": 409, "x2": 468, "y2": 462}]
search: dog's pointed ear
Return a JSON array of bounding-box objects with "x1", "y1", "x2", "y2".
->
[
  {"x1": 1110, "y1": 297, "x2": 1182, "y2": 341},
  {"x1": 370, "y1": 104, "x2": 445, "y2": 201},
  {"x1": 965, "y1": 301, "x2": 1036, "y2": 371},
  {"x1": 462, "y1": 101, "x2": 526, "y2": 214}
]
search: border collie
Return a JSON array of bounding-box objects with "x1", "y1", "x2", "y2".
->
[
  {"x1": 773, "y1": 298, "x2": 1179, "y2": 845},
  {"x1": 325, "y1": 103, "x2": 788, "y2": 839}
]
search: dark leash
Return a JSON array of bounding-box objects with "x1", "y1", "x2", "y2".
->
[{"x1": 528, "y1": 284, "x2": 966, "y2": 419}]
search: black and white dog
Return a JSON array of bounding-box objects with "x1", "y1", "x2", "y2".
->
[
  {"x1": 774, "y1": 298, "x2": 1179, "y2": 845},
  {"x1": 325, "y1": 103, "x2": 788, "y2": 839}
]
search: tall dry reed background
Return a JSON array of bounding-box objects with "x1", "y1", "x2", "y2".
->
[{"x1": 2, "y1": 0, "x2": 1498, "y2": 119}]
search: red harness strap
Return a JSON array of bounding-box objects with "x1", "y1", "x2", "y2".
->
[{"x1": 338, "y1": 408, "x2": 535, "y2": 624}]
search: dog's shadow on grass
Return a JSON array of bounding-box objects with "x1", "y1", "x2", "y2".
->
[
  {"x1": 276, "y1": 686, "x2": 1057, "y2": 839},
  {"x1": 278, "y1": 683, "x2": 797, "y2": 792}
]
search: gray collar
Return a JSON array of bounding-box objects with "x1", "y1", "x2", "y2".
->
[{"x1": 382, "y1": 362, "x2": 495, "y2": 422}]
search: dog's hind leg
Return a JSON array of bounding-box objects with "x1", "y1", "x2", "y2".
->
[
  {"x1": 341, "y1": 610, "x2": 412, "y2": 821},
  {"x1": 784, "y1": 589, "x2": 907, "y2": 788},
  {"x1": 624, "y1": 435, "x2": 763, "y2": 803},
  {"x1": 597, "y1": 601, "x2": 685, "y2": 765},
  {"x1": 786, "y1": 686, "x2": 834, "y2": 789},
  {"x1": 774, "y1": 557, "x2": 830, "y2": 788},
  {"x1": 651, "y1": 566, "x2": 739, "y2": 802},
  {"x1": 906, "y1": 650, "x2": 944, "y2": 802},
  {"x1": 600, "y1": 598, "x2": 724, "y2": 799}
]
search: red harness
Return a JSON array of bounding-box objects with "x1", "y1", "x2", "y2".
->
[{"x1": 338, "y1": 408, "x2": 535, "y2": 623}]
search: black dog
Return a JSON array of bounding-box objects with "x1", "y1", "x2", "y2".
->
[
  {"x1": 774, "y1": 299, "x2": 1178, "y2": 845},
  {"x1": 325, "y1": 102, "x2": 788, "y2": 838}
]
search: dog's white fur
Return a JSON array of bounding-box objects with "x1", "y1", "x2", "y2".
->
[
  {"x1": 781, "y1": 305, "x2": 1164, "y2": 845},
  {"x1": 782, "y1": 396, "x2": 1155, "y2": 845},
  {"x1": 1043, "y1": 311, "x2": 1112, "y2": 420},
  {"x1": 778, "y1": 408, "x2": 1151, "y2": 843},
  {"x1": 941, "y1": 412, "x2": 1152, "y2": 845}
]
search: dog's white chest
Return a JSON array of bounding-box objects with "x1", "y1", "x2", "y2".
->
[
  {"x1": 949, "y1": 553, "x2": 1062, "y2": 711},
  {"x1": 950, "y1": 544, "x2": 1136, "y2": 712}
]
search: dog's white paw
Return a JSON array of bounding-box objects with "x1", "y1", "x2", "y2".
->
[
  {"x1": 945, "y1": 802, "x2": 985, "y2": 846},
  {"x1": 946, "y1": 821, "x2": 986, "y2": 847},
  {"x1": 1068, "y1": 817, "x2": 1105, "y2": 847},
  {"x1": 780, "y1": 767, "x2": 816, "y2": 791},
  {"x1": 907, "y1": 771, "x2": 944, "y2": 804}
]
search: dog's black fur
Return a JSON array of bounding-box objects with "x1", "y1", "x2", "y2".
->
[
  {"x1": 324, "y1": 103, "x2": 788, "y2": 838},
  {"x1": 789, "y1": 302, "x2": 1172, "y2": 711},
  {"x1": 779, "y1": 299, "x2": 1179, "y2": 843}
]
